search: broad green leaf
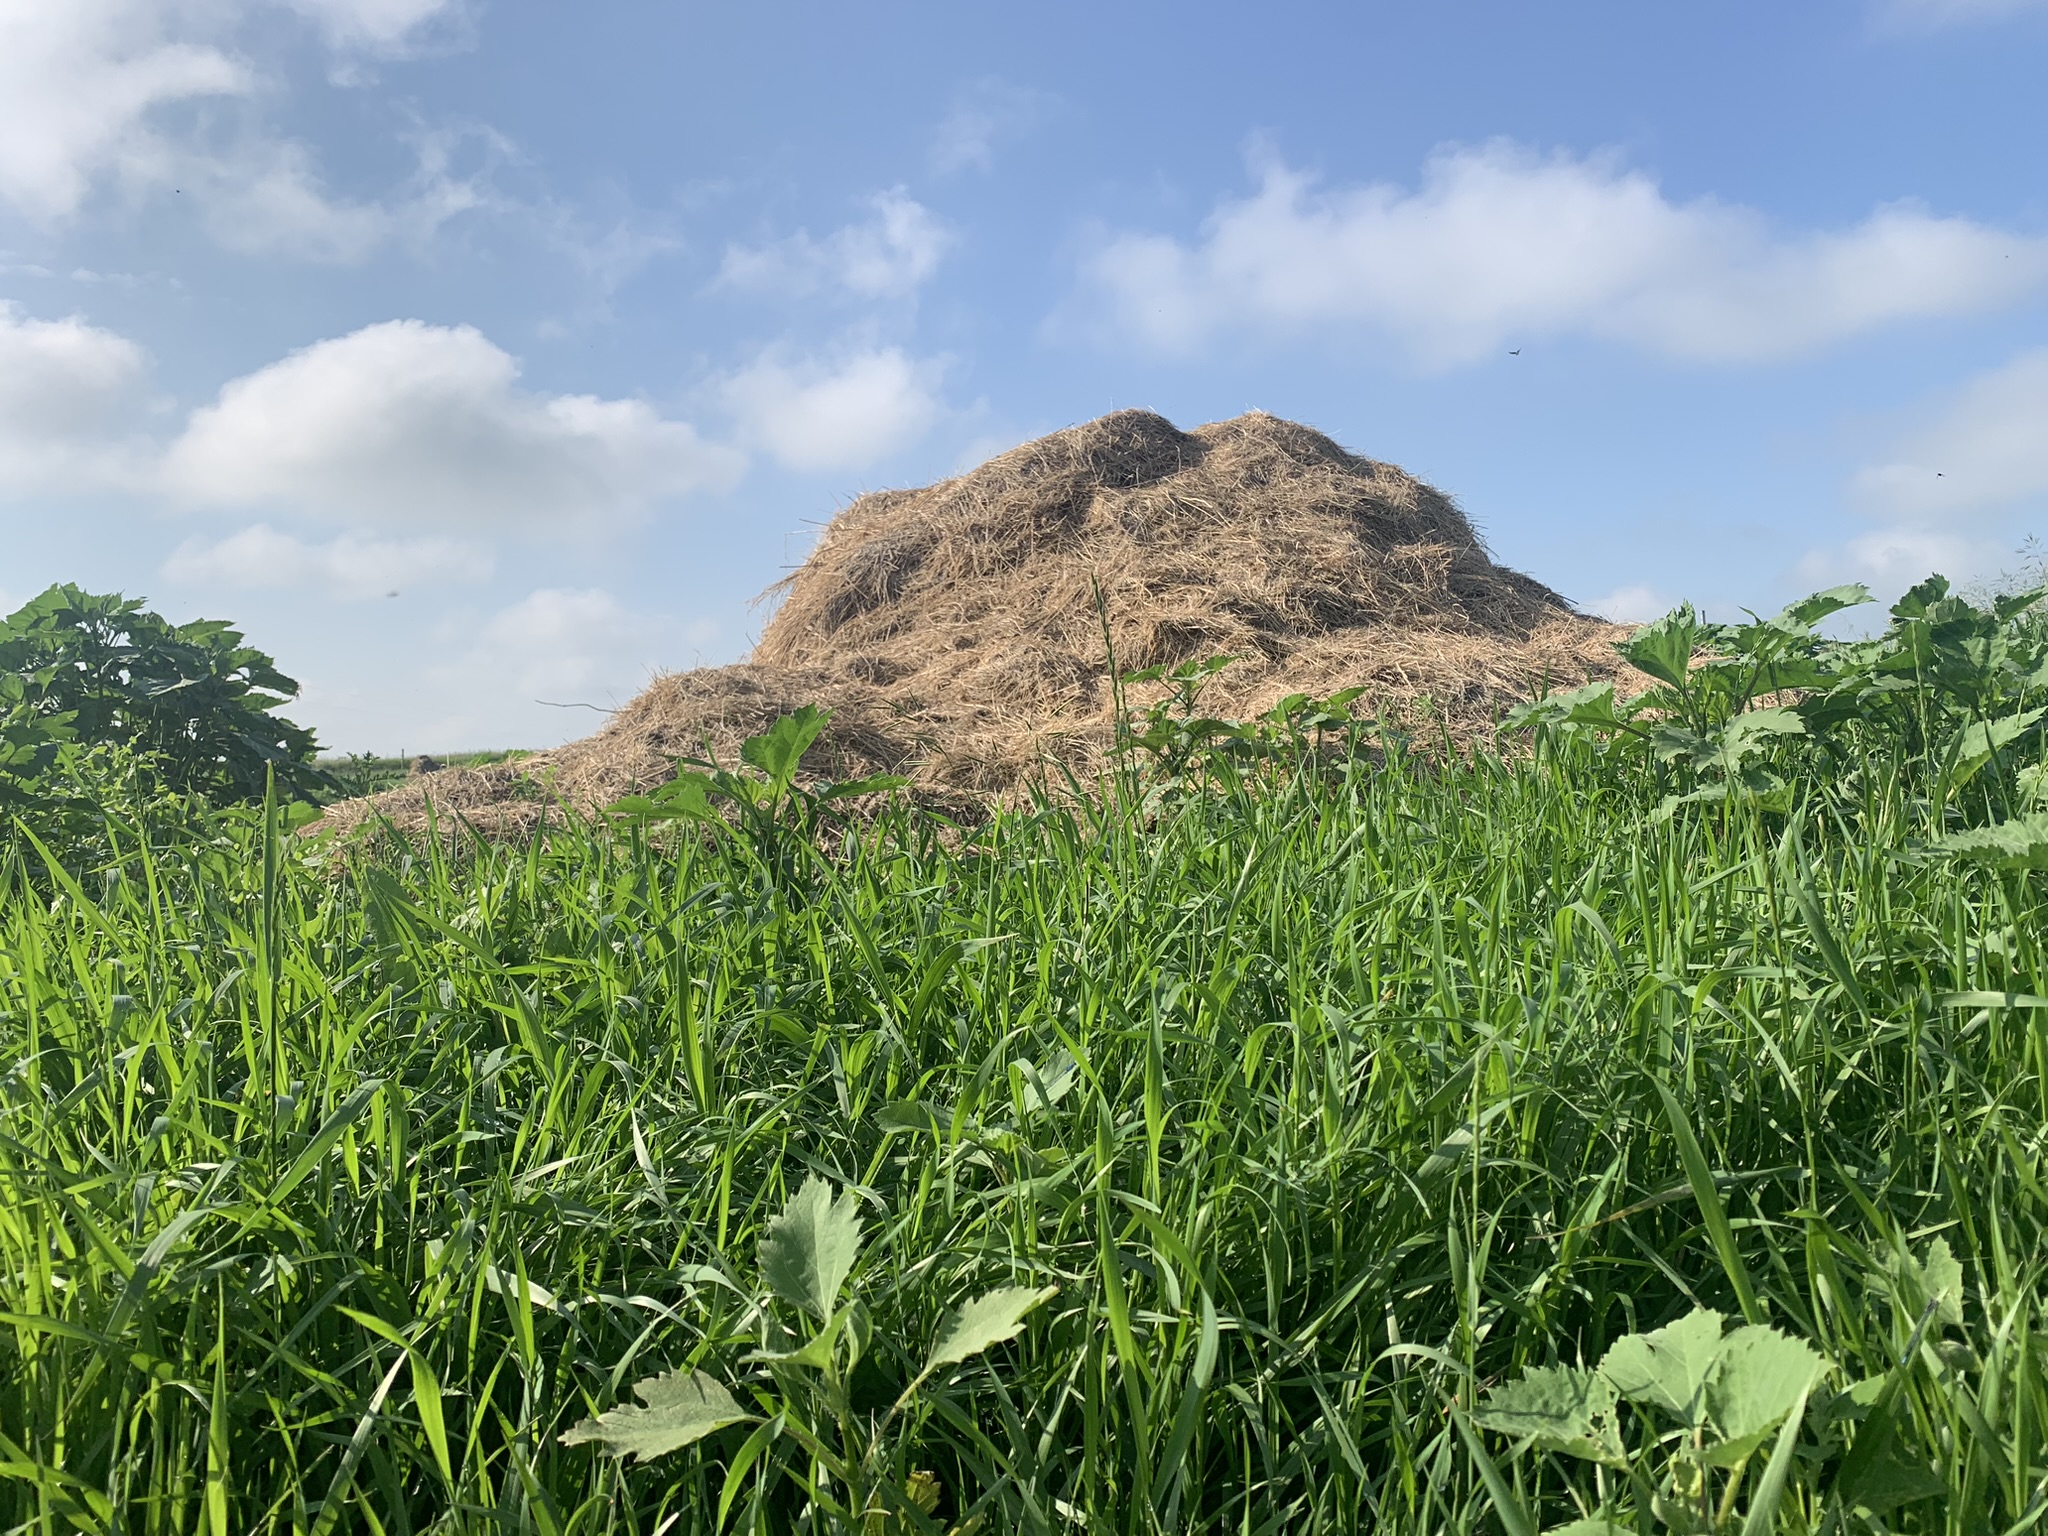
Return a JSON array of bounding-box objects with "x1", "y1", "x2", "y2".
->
[
  {"x1": 1016, "y1": 1049, "x2": 1078, "y2": 1114},
  {"x1": 1995, "y1": 585, "x2": 2047, "y2": 624},
  {"x1": 1934, "y1": 813, "x2": 2048, "y2": 870},
  {"x1": 746, "y1": 1303, "x2": 850, "y2": 1369},
  {"x1": 925, "y1": 1284, "x2": 1057, "y2": 1372},
  {"x1": 1950, "y1": 707, "x2": 2046, "y2": 790},
  {"x1": 1775, "y1": 584, "x2": 1871, "y2": 631},
  {"x1": 559, "y1": 1370, "x2": 754, "y2": 1460},
  {"x1": 1895, "y1": 1237, "x2": 1965, "y2": 1331},
  {"x1": 1598, "y1": 1308, "x2": 1726, "y2": 1425},
  {"x1": 2017, "y1": 762, "x2": 2048, "y2": 807},
  {"x1": 1504, "y1": 681, "x2": 1624, "y2": 734},
  {"x1": 740, "y1": 705, "x2": 831, "y2": 792},
  {"x1": 1847, "y1": 1444, "x2": 1947, "y2": 1514},
  {"x1": 1710, "y1": 707, "x2": 1806, "y2": 770},
  {"x1": 1472, "y1": 1365, "x2": 1626, "y2": 1466},
  {"x1": 1702, "y1": 1324, "x2": 1824, "y2": 1463},
  {"x1": 1890, "y1": 574, "x2": 1951, "y2": 620},
  {"x1": 1615, "y1": 606, "x2": 1709, "y2": 689},
  {"x1": 1548, "y1": 1522, "x2": 1632, "y2": 1536},
  {"x1": 1647, "y1": 724, "x2": 1713, "y2": 765},
  {"x1": 758, "y1": 1175, "x2": 864, "y2": 1320},
  {"x1": 610, "y1": 774, "x2": 715, "y2": 821},
  {"x1": 817, "y1": 773, "x2": 908, "y2": 801}
]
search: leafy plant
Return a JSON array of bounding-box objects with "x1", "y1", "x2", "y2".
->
[
  {"x1": 561, "y1": 1174, "x2": 1054, "y2": 1533},
  {"x1": 1115, "y1": 653, "x2": 1377, "y2": 800},
  {"x1": 1472, "y1": 1306, "x2": 1827, "y2": 1533},
  {"x1": 0, "y1": 582, "x2": 324, "y2": 806},
  {"x1": 611, "y1": 704, "x2": 905, "y2": 839},
  {"x1": 1509, "y1": 578, "x2": 2048, "y2": 824}
]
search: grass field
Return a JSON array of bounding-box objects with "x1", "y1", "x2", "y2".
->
[{"x1": 5, "y1": 597, "x2": 2048, "y2": 1533}]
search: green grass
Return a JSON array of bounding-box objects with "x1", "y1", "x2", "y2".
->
[{"x1": 3, "y1": 732, "x2": 2047, "y2": 1532}]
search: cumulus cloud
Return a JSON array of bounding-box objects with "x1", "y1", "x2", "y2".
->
[
  {"x1": 1851, "y1": 348, "x2": 2048, "y2": 521},
  {"x1": 163, "y1": 319, "x2": 743, "y2": 529},
  {"x1": 1584, "y1": 584, "x2": 1673, "y2": 624},
  {"x1": 444, "y1": 587, "x2": 666, "y2": 703},
  {"x1": 163, "y1": 523, "x2": 492, "y2": 598},
  {"x1": 0, "y1": 300, "x2": 147, "y2": 487},
  {"x1": 281, "y1": 0, "x2": 467, "y2": 53},
  {"x1": 0, "y1": 0, "x2": 249, "y2": 220},
  {"x1": 718, "y1": 190, "x2": 953, "y2": 301},
  {"x1": 721, "y1": 346, "x2": 945, "y2": 471},
  {"x1": 929, "y1": 78, "x2": 1053, "y2": 176},
  {"x1": 0, "y1": 0, "x2": 480, "y2": 257},
  {"x1": 1078, "y1": 141, "x2": 2048, "y2": 368},
  {"x1": 1799, "y1": 350, "x2": 2048, "y2": 594}
]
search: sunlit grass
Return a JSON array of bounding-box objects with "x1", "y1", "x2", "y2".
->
[{"x1": 3, "y1": 731, "x2": 2046, "y2": 1532}]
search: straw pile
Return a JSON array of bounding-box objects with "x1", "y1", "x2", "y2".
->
[{"x1": 327, "y1": 409, "x2": 1630, "y2": 836}]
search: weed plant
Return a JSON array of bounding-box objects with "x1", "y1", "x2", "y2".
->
[{"x1": 4, "y1": 586, "x2": 2048, "y2": 1532}]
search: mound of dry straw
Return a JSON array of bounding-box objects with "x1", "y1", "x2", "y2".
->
[{"x1": 328, "y1": 409, "x2": 1630, "y2": 836}]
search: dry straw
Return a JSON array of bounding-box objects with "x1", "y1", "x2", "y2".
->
[{"x1": 328, "y1": 409, "x2": 1630, "y2": 836}]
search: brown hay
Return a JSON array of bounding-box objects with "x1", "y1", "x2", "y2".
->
[{"x1": 326, "y1": 409, "x2": 1632, "y2": 837}]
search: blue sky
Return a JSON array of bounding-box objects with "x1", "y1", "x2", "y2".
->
[{"x1": 2, "y1": 0, "x2": 2045, "y2": 752}]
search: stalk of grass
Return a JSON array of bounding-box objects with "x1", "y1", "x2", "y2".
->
[{"x1": 1, "y1": 722, "x2": 2046, "y2": 1531}]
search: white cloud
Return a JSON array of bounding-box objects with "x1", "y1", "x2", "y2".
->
[
  {"x1": 1851, "y1": 349, "x2": 2048, "y2": 520},
  {"x1": 1794, "y1": 525, "x2": 1997, "y2": 596},
  {"x1": 718, "y1": 189, "x2": 953, "y2": 301},
  {"x1": 1078, "y1": 141, "x2": 2048, "y2": 368},
  {"x1": 445, "y1": 587, "x2": 665, "y2": 703},
  {"x1": 282, "y1": 0, "x2": 466, "y2": 53},
  {"x1": 929, "y1": 78, "x2": 1052, "y2": 176},
  {"x1": 1800, "y1": 349, "x2": 2048, "y2": 596},
  {"x1": 721, "y1": 346, "x2": 945, "y2": 472},
  {"x1": 0, "y1": 0, "x2": 250, "y2": 220},
  {"x1": 0, "y1": 300, "x2": 146, "y2": 487},
  {"x1": 163, "y1": 319, "x2": 744, "y2": 529},
  {"x1": 1875, "y1": 0, "x2": 2048, "y2": 28},
  {"x1": 0, "y1": 0, "x2": 481, "y2": 257},
  {"x1": 1584, "y1": 584, "x2": 1671, "y2": 624},
  {"x1": 163, "y1": 523, "x2": 492, "y2": 598},
  {"x1": 180, "y1": 125, "x2": 493, "y2": 262}
]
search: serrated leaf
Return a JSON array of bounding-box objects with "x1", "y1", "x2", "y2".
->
[
  {"x1": 740, "y1": 706, "x2": 831, "y2": 791},
  {"x1": 758, "y1": 1175, "x2": 864, "y2": 1320},
  {"x1": 1934, "y1": 813, "x2": 2048, "y2": 870},
  {"x1": 1848, "y1": 1444, "x2": 1947, "y2": 1514},
  {"x1": 1616, "y1": 606, "x2": 1709, "y2": 688},
  {"x1": 1504, "y1": 681, "x2": 1624, "y2": 735},
  {"x1": 1702, "y1": 1324, "x2": 1824, "y2": 1463},
  {"x1": 746, "y1": 1303, "x2": 850, "y2": 1370},
  {"x1": 1775, "y1": 584, "x2": 1872, "y2": 631},
  {"x1": 817, "y1": 773, "x2": 907, "y2": 801},
  {"x1": 925, "y1": 1285, "x2": 1057, "y2": 1373},
  {"x1": 1895, "y1": 1237, "x2": 1965, "y2": 1331},
  {"x1": 1598, "y1": 1308, "x2": 1726, "y2": 1425},
  {"x1": 559, "y1": 1370, "x2": 754, "y2": 1460},
  {"x1": 1951, "y1": 708, "x2": 2046, "y2": 790},
  {"x1": 1472, "y1": 1365, "x2": 1626, "y2": 1465},
  {"x1": 1710, "y1": 707, "x2": 1805, "y2": 770}
]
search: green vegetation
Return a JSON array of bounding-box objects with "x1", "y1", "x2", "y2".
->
[
  {"x1": 0, "y1": 584, "x2": 324, "y2": 811},
  {"x1": 6, "y1": 577, "x2": 2048, "y2": 1532}
]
